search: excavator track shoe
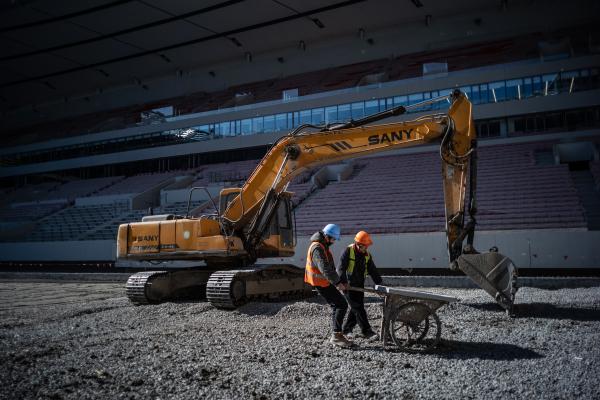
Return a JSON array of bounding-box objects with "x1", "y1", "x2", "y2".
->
[
  {"x1": 125, "y1": 271, "x2": 168, "y2": 305},
  {"x1": 206, "y1": 271, "x2": 247, "y2": 309}
]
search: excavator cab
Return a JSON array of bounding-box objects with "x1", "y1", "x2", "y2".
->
[
  {"x1": 255, "y1": 192, "x2": 295, "y2": 258},
  {"x1": 218, "y1": 187, "x2": 295, "y2": 258}
]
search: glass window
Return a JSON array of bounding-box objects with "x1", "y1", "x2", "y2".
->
[
  {"x1": 407, "y1": 93, "x2": 424, "y2": 113},
  {"x1": 459, "y1": 86, "x2": 471, "y2": 100},
  {"x1": 421, "y1": 91, "x2": 433, "y2": 111},
  {"x1": 437, "y1": 89, "x2": 452, "y2": 110},
  {"x1": 380, "y1": 98, "x2": 393, "y2": 111},
  {"x1": 274, "y1": 114, "x2": 286, "y2": 131},
  {"x1": 505, "y1": 79, "x2": 522, "y2": 100},
  {"x1": 393, "y1": 95, "x2": 408, "y2": 107},
  {"x1": 338, "y1": 104, "x2": 351, "y2": 122},
  {"x1": 542, "y1": 73, "x2": 559, "y2": 95},
  {"x1": 522, "y1": 77, "x2": 534, "y2": 98},
  {"x1": 234, "y1": 120, "x2": 241, "y2": 135},
  {"x1": 408, "y1": 93, "x2": 423, "y2": 105},
  {"x1": 299, "y1": 109, "x2": 311, "y2": 125},
  {"x1": 478, "y1": 84, "x2": 490, "y2": 104},
  {"x1": 488, "y1": 81, "x2": 506, "y2": 102},
  {"x1": 530, "y1": 76, "x2": 543, "y2": 97},
  {"x1": 365, "y1": 100, "x2": 378, "y2": 116},
  {"x1": 219, "y1": 121, "x2": 231, "y2": 136},
  {"x1": 264, "y1": 115, "x2": 275, "y2": 132},
  {"x1": 325, "y1": 106, "x2": 337, "y2": 124},
  {"x1": 252, "y1": 117, "x2": 263, "y2": 133},
  {"x1": 470, "y1": 85, "x2": 481, "y2": 104},
  {"x1": 351, "y1": 102, "x2": 365, "y2": 119},
  {"x1": 559, "y1": 70, "x2": 579, "y2": 93},
  {"x1": 241, "y1": 119, "x2": 252, "y2": 135},
  {"x1": 288, "y1": 112, "x2": 296, "y2": 129},
  {"x1": 198, "y1": 125, "x2": 210, "y2": 135},
  {"x1": 311, "y1": 107, "x2": 324, "y2": 125}
]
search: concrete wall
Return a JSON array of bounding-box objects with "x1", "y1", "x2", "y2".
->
[
  {"x1": 2, "y1": 230, "x2": 599, "y2": 269},
  {"x1": 0, "y1": 240, "x2": 116, "y2": 262}
]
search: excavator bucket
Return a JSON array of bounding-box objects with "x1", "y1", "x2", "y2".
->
[{"x1": 456, "y1": 252, "x2": 518, "y2": 314}]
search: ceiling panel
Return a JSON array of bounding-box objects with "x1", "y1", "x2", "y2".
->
[
  {"x1": 69, "y1": 2, "x2": 168, "y2": 33},
  {"x1": 187, "y1": 0, "x2": 291, "y2": 33},
  {"x1": 116, "y1": 20, "x2": 211, "y2": 50},
  {"x1": 2, "y1": 20, "x2": 96, "y2": 49},
  {"x1": 0, "y1": 0, "x2": 581, "y2": 113}
]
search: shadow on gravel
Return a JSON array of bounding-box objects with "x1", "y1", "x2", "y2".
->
[
  {"x1": 465, "y1": 302, "x2": 600, "y2": 321},
  {"x1": 437, "y1": 340, "x2": 544, "y2": 360}
]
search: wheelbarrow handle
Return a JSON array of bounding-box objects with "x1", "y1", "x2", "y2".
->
[{"x1": 347, "y1": 285, "x2": 382, "y2": 295}]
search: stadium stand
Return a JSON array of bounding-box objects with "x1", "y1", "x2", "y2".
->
[
  {"x1": 293, "y1": 140, "x2": 588, "y2": 235},
  {"x1": 191, "y1": 160, "x2": 260, "y2": 187},
  {"x1": 95, "y1": 172, "x2": 177, "y2": 196}
]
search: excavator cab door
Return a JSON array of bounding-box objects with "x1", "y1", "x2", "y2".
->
[
  {"x1": 275, "y1": 195, "x2": 294, "y2": 250},
  {"x1": 255, "y1": 193, "x2": 295, "y2": 258}
]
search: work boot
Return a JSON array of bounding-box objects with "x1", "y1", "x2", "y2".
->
[
  {"x1": 342, "y1": 330, "x2": 354, "y2": 340},
  {"x1": 330, "y1": 332, "x2": 353, "y2": 348},
  {"x1": 362, "y1": 330, "x2": 379, "y2": 341}
]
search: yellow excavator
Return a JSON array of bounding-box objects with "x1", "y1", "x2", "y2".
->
[{"x1": 118, "y1": 90, "x2": 518, "y2": 312}]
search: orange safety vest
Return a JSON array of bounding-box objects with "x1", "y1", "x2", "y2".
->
[{"x1": 304, "y1": 242, "x2": 332, "y2": 287}]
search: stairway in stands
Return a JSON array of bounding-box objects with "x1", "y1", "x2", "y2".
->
[{"x1": 571, "y1": 169, "x2": 600, "y2": 230}]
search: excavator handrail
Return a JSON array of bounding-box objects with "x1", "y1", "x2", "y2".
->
[{"x1": 186, "y1": 186, "x2": 219, "y2": 218}]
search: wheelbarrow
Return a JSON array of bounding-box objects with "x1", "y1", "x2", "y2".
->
[{"x1": 348, "y1": 285, "x2": 459, "y2": 352}]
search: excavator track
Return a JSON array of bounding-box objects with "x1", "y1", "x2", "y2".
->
[
  {"x1": 125, "y1": 269, "x2": 214, "y2": 305},
  {"x1": 206, "y1": 264, "x2": 312, "y2": 309},
  {"x1": 125, "y1": 271, "x2": 168, "y2": 305}
]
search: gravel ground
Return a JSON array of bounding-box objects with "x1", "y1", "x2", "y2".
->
[{"x1": 0, "y1": 279, "x2": 599, "y2": 400}]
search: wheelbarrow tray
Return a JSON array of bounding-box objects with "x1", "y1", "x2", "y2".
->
[{"x1": 368, "y1": 285, "x2": 459, "y2": 351}]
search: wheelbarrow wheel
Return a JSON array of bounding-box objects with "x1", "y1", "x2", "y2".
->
[{"x1": 389, "y1": 302, "x2": 441, "y2": 352}]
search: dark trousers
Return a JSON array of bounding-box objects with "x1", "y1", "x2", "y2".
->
[
  {"x1": 342, "y1": 290, "x2": 373, "y2": 335},
  {"x1": 315, "y1": 285, "x2": 348, "y2": 333}
]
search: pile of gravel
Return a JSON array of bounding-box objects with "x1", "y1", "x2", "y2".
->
[{"x1": 0, "y1": 281, "x2": 599, "y2": 399}]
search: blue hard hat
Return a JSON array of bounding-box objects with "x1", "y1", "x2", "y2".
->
[{"x1": 322, "y1": 224, "x2": 341, "y2": 240}]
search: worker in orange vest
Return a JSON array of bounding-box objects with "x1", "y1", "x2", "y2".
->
[
  {"x1": 338, "y1": 230, "x2": 382, "y2": 340},
  {"x1": 305, "y1": 223, "x2": 353, "y2": 348}
]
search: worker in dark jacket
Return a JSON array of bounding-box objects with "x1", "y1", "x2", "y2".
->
[
  {"x1": 338, "y1": 231, "x2": 382, "y2": 339},
  {"x1": 305, "y1": 223, "x2": 352, "y2": 348}
]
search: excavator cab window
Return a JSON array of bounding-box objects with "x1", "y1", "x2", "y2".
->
[
  {"x1": 263, "y1": 195, "x2": 294, "y2": 248},
  {"x1": 278, "y1": 196, "x2": 294, "y2": 248}
]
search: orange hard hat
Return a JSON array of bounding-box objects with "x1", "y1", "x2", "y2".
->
[{"x1": 354, "y1": 231, "x2": 373, "y2": 246}]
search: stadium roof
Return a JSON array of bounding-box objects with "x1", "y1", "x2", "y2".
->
[{"x1": 0, "y1": 0, "x2": 503, "y2": 113}]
